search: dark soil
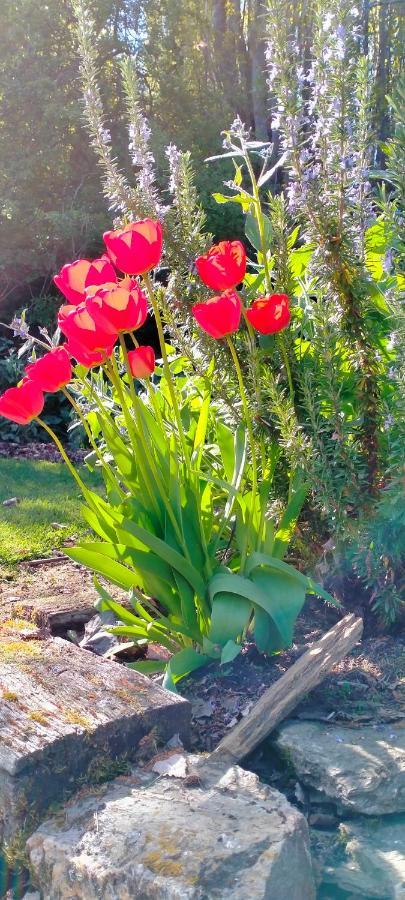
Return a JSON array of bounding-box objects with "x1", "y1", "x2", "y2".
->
[
  {"x1": 0, "y1": 441, "x2": 86, "y2": 464},
  {"x1": 180, "y1": 603, "x2": 405, "y2": 753}
]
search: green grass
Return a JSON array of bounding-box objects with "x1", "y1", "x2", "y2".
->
[{"x1": 0, "y1": 458, "x2": 103, "y2": 575}]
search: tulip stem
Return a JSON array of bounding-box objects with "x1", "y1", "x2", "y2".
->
[
  {"x1": 238, "y1": 297, "x2": 261, "y2": 410},
  {"x1": 35, "y1": 417, "x2": 88, "y2": 494},
  {"x1": 278, "y1": 333, "x2": 294, "y2": 401},
  {"x1": 62, "y1": 387, "x2": 124, "y2": 498},
  {"x1": 129, "y1": 331, "x2": 165, "y2": 431},
  {"x1": 143, "y1": 273, "x2": 190, "y2": 468},
  {"x1": 106, "y1": 353, "x2": 162, "y2": 522},
  {"x1": 226, "y1": 337, "x2": 258, "y2": 569},
  {"x1": 244, "y1": 153, "x2": 273, "y2": 292},
  {"x1": 143, "y1": 278, "x2": 213, "y2": 580},
  {"x1": 114, "y1": 341, "x2": 190, "y2": 558}
]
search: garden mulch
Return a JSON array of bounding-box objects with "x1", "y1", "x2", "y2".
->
[
  {"x1": 179, "y1": 605, "x2": 405, "y2": 753},
  {"x1": 0, "y1": 440, "x2": 86, "y2": 464}
]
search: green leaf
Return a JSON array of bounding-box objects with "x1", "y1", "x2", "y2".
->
[
  {"x1": 208, "y1": 589, "x2": 252, "y2": 646},
  {"x1": 221, "y1": 640, "x2": 241, "y2": 665},
  {"x1": 245, "y1": 552, "x2": 311, "y2": 588},
  {"x1": 206, "y1": 150, "x2": 244, "y2": 161},
  {"x1": 93, "y1": 580, "x2": 143, "y2": 627},
  {"x1": 118, "y1": 517, "x2": 206, "y2": 598},
  {"x1": 254, "y1": 607, "x2": 277, "y2": 654},
  {"x1": 128, "y1": 660, "x2": 167, "y2": 675},
  {"x1": 250, "y1": 567, "x2": 306, "y2": 650},
  {"x1": 233, "y1": 163, "x2": 243, "y2": 187},
  {"x1": 273, "y1": 481, "x2": 308, "y2": 559},
  {"x1": 81, "y1": 504, "x2": 119, "y2": 543},
  {"x1": 65, "y1": 546, "x2": 140, "y2": 591},
  {"x1": 243, "y1": 270, "x2": 266, "y2": 298},
  {"x1": 163, "y1": 647, "x2": 210, "y2": 690},
  {"x1": 216, "y1": 421, "x2": 235, "y2": 480},
  {"x1": 109, "y1": 624, "x2": 177, "y2": 651},
  {"x1": 289, "y1": 244, "x2": 315, "y2": 278},
  {"x1": 138, "y1": 401, "x2": 168, "y2": 467},
  {"x1": 193, "y1": 389, "x2": 211, "y2": 469},
  {"x1": 287, "y1": 225, "x2": 300, "y2": 249},
  {"x1": 98, "y1": 415, "x2": 137, "y2": 482},
  {"x1": 245, "y1": 210, "x2": 272, "y2": 252},
  {"x1": 209, "y1": 567, "x2": 303, "y2": 651},
  {"x1": 212, "y1": 191, "x2": 249, "y2": 210},
  {"x1": 257, "y1": 150, "x2": 288, "y2": 188},
  {"x1": 80, "y1": 540, "x2": 174, "y2": 588},
  {"x1": 173, "y1": 571, "x2": 200, "y2": 640}
]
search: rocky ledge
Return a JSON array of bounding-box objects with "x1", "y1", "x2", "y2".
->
[{"x1": 27, "y1": 760, "x2": 316, "y2": 899}]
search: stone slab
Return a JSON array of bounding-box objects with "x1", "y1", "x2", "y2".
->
[
  {"x1": 27, "y1": 760, "x2": 316, "y2": 899},
  {"x1": 273, "y1": 720, "x2": 405, "y2": 814},
  {"x1": 0, "y1": 633, "x2": 190, "y2": 843},
  {"x1": 322, "y1": 815, "x2": 405, "y2": 898}
]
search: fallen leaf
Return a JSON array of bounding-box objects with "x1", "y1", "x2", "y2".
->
[
  {"x1": 192, "y1": 699, "x2": 214, "y2": 719},
  {"x1": 227, "y1": 717, "x2": 238, "y2": 728},
  {"x1": 146, "y1": 643, "x2": 172, "y2": 661}
]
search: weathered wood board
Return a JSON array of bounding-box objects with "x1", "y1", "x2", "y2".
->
[
  {"x1": 0, "y1": 632, "x2": 190, "y2": 843},
  {"x1": 204, "y1": 613, "x2": 363, "y2": 772},
  {"x1": 0, "y1": 561, "x2": 127, "y2": 632}
]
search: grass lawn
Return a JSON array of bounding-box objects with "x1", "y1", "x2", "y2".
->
[{"x1": 0, "y1": 458, "x2": 103, "y2": 576}]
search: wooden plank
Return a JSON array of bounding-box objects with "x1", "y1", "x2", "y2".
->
[
  {"x1": 0, "y1": 560, "x2": 128, "y2": 631},
  {"x1": 204, "y1": 614, "x2": 363, "y2": 771}
]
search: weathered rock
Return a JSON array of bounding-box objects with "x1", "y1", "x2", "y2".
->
[
  {"x1": 273, "y1": 721, "x2": 405, "y2": 814},
  {"x1": 0, "y1": 634, "x2": 190, "y2": 844},
  {"x1": 79, "y1": 611, "x2": 118, "y2": 655},
  {"x1": 27, "y1": 761, "x2": 316, "y2": 899},
  {"x1": 322, "y1": 815, "x2": 405, "y2": 898}
]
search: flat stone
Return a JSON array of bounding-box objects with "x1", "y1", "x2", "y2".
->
[
  {"x1": 273, "y1": 721, "x2": 405, "y2": 814},
  {"x1": 322, "y1": 815, "x2": 405, "y2": 898},
  {"x1": 27, "y1": 760, "x2": 316, "y2": 899},
  {"x1": 0, "y1": 633, "x2": 190, "y2": 843}
]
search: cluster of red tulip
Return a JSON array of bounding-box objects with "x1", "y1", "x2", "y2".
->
[{"x1": 0, "y1": 220, "x2": 290, "y2": 427}]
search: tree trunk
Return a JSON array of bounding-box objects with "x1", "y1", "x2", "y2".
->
[
  {"x1": 362, "y1": 0, "x2": 370, "y2": 55},
  {"x1": 249, "y1": 0, "x2": 269, "y2": 139},
  {"x1": 376, "y1": 0, "x2": 392, "y2": 162},
  {"x1": 212, "y1": 0, "x2": 251, "y2": 124}
]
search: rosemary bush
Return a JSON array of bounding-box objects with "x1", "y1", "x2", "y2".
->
[{"x1": 68, "y1": 0, "x2": 404, "y2": 622}]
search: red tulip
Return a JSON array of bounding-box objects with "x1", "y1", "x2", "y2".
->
[
  {"x1": 58, "y1": 302, "x2": 118, "y2": 353},
  {"x1": 195, "y1": 241, "x2": 246, "y2": 292},
  {"x1": 103, "y1": 219, "x2": 163, "y2": 275},
  {"x1": 25, "y1": 347, "x2": 72, "y2": 393},
  {"x1": 54, "y1": 257, "x2": 117, "y2": 306},
  {"x1": 65, "y1": 339, "x2": 115, "y2": 369},
  {"x1": 87, "y1": 279, "x2": 148, "y2": 334},
  {"x1": 127, "y1": 346, "x2": 155, "y2": 378},
  {"x1": 246, "y1": 294, "x2": 291, "y2": 335},
  {"x1": 0, "y1": 381, "x2": 44, "y2": 425},
  {"x1": 192, "y1": 290, "x2": 241, "y2": 339}
]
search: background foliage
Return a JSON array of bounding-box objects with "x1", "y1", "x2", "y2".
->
[
  {"x1": 0, "y1": 0, "x2": 403, "y2": 322},
  {"x1": 0, "y1": 0, "x2": 404, "y2": 623}
]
